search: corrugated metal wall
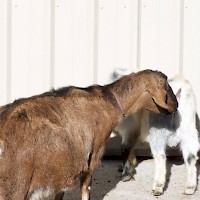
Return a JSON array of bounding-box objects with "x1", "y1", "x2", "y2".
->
[{"x1": 0, "y1": 0, "x2": 200, "y2": 116}]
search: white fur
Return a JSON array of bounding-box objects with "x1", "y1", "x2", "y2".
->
[
  {"x1": 0, "y1": 148, "x2": 3, "y2": 157},
  {"x1": 29, "y1": 187, "x2": 68, "y2": 200},
  {"x1": 114, "y1": 76, "x2": 200, "y2": 195},
  {"x1": 0, "y1": 140, "x2": 4, "y2": 158},
  {"x1": 29, "y1": 188, "x2": 55, "y2": 200}
]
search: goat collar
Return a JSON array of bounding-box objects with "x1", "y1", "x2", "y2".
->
[{"x1": 113, "y1": 94, "x2": 126, "y2": 118}]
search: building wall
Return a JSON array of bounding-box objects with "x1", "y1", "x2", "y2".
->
[{"x1": 0, "y1": 0, "x2": 200, "y2": 116}]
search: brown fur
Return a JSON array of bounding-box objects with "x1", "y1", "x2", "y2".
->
[{"x1": 0, "y1": 70, "x2": 178, "y2": 200}]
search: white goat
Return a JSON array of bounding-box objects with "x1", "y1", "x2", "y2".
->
[{"x1": 114, "y1": 76, "x2": 200, "y2": 195}]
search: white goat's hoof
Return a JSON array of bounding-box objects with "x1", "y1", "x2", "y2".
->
[
  {"x1": 184, "y1": 186, "x2": 196, "y2": 195},
  {"x1": 152, "y1": 184, "x2": 164, "y2": 196},
  {"x1": 152, "y1": 190, "x2": 163, "y2": 196}
]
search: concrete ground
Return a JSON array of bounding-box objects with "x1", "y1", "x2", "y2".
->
[{"x1": 63, "y1": 157, "x2": 200, "y2": 200}]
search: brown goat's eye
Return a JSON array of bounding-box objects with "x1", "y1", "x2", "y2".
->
[{"x1": 165, "y1": 94, "x2": 168, "y2": 104}]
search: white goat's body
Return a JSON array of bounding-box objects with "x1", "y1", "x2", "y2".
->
[{"x1": 114, "y1": 76, "x2": 200, "y2": 195}]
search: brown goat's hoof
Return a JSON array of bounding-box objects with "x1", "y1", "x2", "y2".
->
[
  {"x1": 118, "y1": 165, "x2": 123, "y2": 172},
  {"x1": 121, "y1": 175, "x2": 134, "y2": 182}
]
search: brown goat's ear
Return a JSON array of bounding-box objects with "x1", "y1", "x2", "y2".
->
[{"x1": 147, "y1": 85, "x2": 169, "y2": 110}]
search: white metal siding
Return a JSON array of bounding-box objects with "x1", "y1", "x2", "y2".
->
[{"x1": 0, "y1": 0, "x2": 200, "y2": 116}]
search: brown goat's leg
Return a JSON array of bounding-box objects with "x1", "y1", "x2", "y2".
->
[
  {"x1": 81, "y1": 147, "x2": 106, "y2": 200},
  {"x1": 80, "y1": 152, "x2": 95, "y2": 200},
  {"x1": 121, "y1": 144, "x2": 131, "y2": 167},
  {"x1": 128, "y1": 147, "x2": 137, "y2": 173},
  {"x1": 80, "y1": 171, "x2": 93, "y2": 200},
  {"x1": 121, "y1": 133, "x2": 139, "y2": 182},
  {"x1": 129, "y1": 148, "x2": 137, "y2": 166},
  {"x1": 55, "y1": 192, "x2": 65, "y2": 200},
  {"x1": 121, "y1": 146, "x2": 137, "y2": 182},
  {"x1": 121, "y1": 144, "x2": 131, "y2": 182}
]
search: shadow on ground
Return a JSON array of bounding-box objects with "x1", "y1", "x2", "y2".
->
[
  {"x1": 63, "y1": 156, "x2": 200, "y2": 200},
  {"x1": 63, "y1": 158, "x2": 122, "y2": 200}
]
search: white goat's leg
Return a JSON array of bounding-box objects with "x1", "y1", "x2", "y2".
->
[
  {"x1": 181, "y1": 137, "x2": 199, "y2": 195},
  {"x1": 184, "y1": 155, "x2": 197, "y2": 195},
  {"x1": 148, "y1": 132, "x2": 167, "y2": 196},
  {"x1": 152, "y1": 152, "x2": 166, "y2": 196}
]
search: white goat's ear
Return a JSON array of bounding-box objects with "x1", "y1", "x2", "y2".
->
[{"x1": 176, "y1": 88, "x2": 181, "y2": 101}]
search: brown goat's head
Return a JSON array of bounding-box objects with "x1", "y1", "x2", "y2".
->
[{"x1": 138, "y1": 70, "x2": 178, "y2": 114}]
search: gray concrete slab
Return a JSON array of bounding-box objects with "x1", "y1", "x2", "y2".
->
[{"x1": 63, "y1": 157, "x2": 200, "y2": 200}]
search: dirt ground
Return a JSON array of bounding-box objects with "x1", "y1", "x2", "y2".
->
[{"x1": 63, "y1": 157, "x2": 200, "y2": 200}]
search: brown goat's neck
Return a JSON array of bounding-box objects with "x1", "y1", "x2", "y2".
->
[
  {"x1": 112, "y1": 94, "x2": 126, "y2": 117},
  {"x1": 108, "y1": 73, "x2": 147, "y2": 117}
]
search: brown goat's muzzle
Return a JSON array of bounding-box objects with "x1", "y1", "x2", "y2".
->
[
  {"x1": 156, "y1": 101, "x2": 178, "y2": 114},
  {"x1": 165, "y1": 84, "x2": 178, "y2": 113}
]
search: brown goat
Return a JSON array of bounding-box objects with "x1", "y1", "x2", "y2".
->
[{"x1": 0, "y1": 70, "x2": 178, "y2": 200}]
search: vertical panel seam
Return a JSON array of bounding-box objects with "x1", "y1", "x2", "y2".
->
[
  {"x1": 50, "y1": 0, "x2": 55, "y2": 88},
  {"x1": 179, "y1": 0, "x2": 184, "y2": 75},
  {"x1": 6, "y1": 0, "x2": 12, "y2": 103},
  {"x1": 128, "y1": 0, "x2": 135, "y2": 71},
  {"x1": 136, "y1": 0, "x2": 141, "y2": 71},
  {"x1": 93, "y1": 0, "x2": 99, "y2": 84}
]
